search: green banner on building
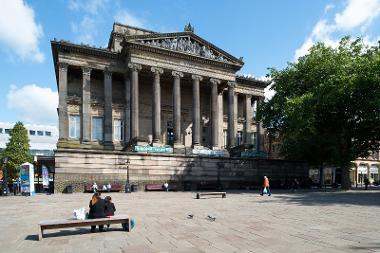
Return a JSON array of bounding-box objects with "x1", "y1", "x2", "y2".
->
[{"x1": 134, "y1": 145, "x2": 173, "y2": 153}]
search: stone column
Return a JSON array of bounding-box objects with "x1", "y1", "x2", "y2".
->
[
  {"x1": 244, "y1": 94, "x2": 252, "y2": 144},
  {"x1": 124, "y1": 72, "x2": 131, "y2": 146},
  {"x1": 256, "y1": 96, "x2": 264, "y2": 152},
  {"x1": 81, "y1": 67, "x2": 92, "y2": 143},
  {"x1": 227, "y1": 82, "x2": 236, "y2": 147},
  {"x1": 151, "y1": 67, "x2": 164, "y2": 145},
  {"x1": 191, "y1": 74, "x2": 203, "y2": 147},
  {"x1": 210, "y1": 78, "x2": 221, "y2": 149},
  {"x1": 172, "y1": 71, "x2": 184, "y2": 148},
  {"x1": 128, "y1": 63, "x2": 142, "y2": 140},
  {"x1": 103, "y1": 68, "x2": 113, "y2": 150},
  {"x1": 58, "y1": 63, "x2": 68, "y2": 141}
]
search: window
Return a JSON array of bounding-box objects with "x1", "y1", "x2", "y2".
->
[
  {"x1": 37, "y1": 131, "x2": 43, "y2": 136},
  {"x1": 237, "y1": 131, "x2": 243, "y2": 145},
  {"x1": 5, "y1": 129, "x2": 10, "y2": 134},
  {"x1": 29, "y1": 130, "x2": 36, "y2": 135},
  {"x1": 0, "y1": 128, "x2": 2, "y2": 134},
  {"x1": 45, "y1": 131, "x2": 51, "y2": 136},
  {"x1": 92, "y1": 117, "x2": 103, "y2": 141},
  {"x1": 113, "y1": 119, "x2": 123, "y2": 141},
  {"x1": 69, "y1": 115, "x2": 81, "y2": 139},
  {"x1": 223, "y1": 130, "x2": 227, "y2": 148},
  {"x1": 251, "y1": 132, "x2": 257, "y2": 147}
]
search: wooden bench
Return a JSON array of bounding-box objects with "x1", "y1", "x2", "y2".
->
[
  {"x1": 38, "y1": 215, "x2": 131, "y2": 240},
  {"x1": 145, "y1": 184, "x2": 164, "y2": 191},
  {"x1": 196, "y1": 192, "x2": 227, "y2": 199}
]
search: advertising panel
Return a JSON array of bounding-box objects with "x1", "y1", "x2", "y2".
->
[{"x1": 20, "y1": 162, "x2": 35, "y2": 196}]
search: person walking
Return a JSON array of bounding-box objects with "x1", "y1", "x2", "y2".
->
[
  {"x1": 92, "y1": 182, "x2": 98, "y2": 193},
  {"x1": 260, "y1": 176, "x2": 271, "y2": 196},
  {"x1": 88, "y1": 192, "x2": 106, "y2": 232}
]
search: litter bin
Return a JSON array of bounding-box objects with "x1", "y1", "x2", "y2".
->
[
  {"x1": 131, "y1": 184, "x2": 138, "y2": 192},
  {"x1": 65, "y1": 185, "x2": 73, "y2": 194},
  {"x1": 125, "y1": 183, "x2": 131, "y2": 193}
]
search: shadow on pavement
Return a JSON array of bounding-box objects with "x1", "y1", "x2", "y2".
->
[{"x1": 272, "y1": 190, "x2": 380, "y2": 207}]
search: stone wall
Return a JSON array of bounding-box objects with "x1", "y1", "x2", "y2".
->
[{"x1": 54, "y1": 148, "x2": 310, "y2": 193}]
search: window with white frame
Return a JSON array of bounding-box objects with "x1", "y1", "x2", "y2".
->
[
  {"x1": 223, "y1": 130, "x2": 228, "y2": 148},
  {"x1": 113, "y1": 119, "x2": 123, "y2": 141},
  {"x1": 69, "y1": 115, "x2": 81, "y2": 139},
  {"x1": 92, "y1": 117, "x2": 103, "y2": 141}
]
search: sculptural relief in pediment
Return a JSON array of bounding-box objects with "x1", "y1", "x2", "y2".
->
[{"x1": 134, "y1": 36, "x2": 235, "y2": 64}]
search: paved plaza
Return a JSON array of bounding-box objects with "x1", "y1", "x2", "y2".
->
[{"x1": 0, "y1": 190, "x2": 379, "y2": 253}]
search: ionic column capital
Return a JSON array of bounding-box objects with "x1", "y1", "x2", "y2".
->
[
  {"x1": 227, "y1": 81, "x2": 236, "y2": 88},
  {"x1": 210, "y1": 78, "x2": 221, "y2": 85},
  {"x1": 151, "y1": 67, "x2": 164, "y2": 75},
  {"x1": 191, "y1": 74, "x2": 203, "y2": 81},
  {"x1": 58, "y1": 62, "x2": 68, "y2": 72},
  {"x1": 82, "y1": 67, "x2": 92, "y2": 76},
  {"x1": 172, "y1": 71, "x2": 184, "y2": 78},
  {"x1": 128, "y1": 63, "x2": 142, "y2": 71},
  {"x1": 104, "y1": 68, "x2": 113, "y2": 79}
]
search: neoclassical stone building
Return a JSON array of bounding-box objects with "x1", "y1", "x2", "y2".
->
[{"x1": 52, "y1": 23, "x2": 304, "y2": 192}]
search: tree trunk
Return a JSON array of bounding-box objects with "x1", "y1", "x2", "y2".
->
[{"x1": 341, "y1": 165, "x2": 351, "y2": 190}]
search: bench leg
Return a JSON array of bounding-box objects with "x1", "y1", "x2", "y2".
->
[
  {"x1": 122, "y1": 219, "x2": 131, "y2": 232},
  {"x1": 38, "y1": 226, "x2": 43, "y2": 241},
  {"x1": 222, "y1": 193, "x2": 226, "y2": 198},
  {"x1": 196, "y1": 193, "x2": 200, "y2": 199}
]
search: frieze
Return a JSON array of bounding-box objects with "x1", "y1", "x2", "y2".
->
[
  {"x1": 130, "y1": 56, "x2": 236, "y2": 81},
  {"x1": 136, "y1": 36, "x2": 231, "y2": 63}
]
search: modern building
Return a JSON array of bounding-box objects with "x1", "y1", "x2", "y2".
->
[
  {"x1": 52, "y1": 23, "x2": 310, "y2": 192},
  {"x1": 0, "y1": 122, "x2": 58, "y2": 157}
]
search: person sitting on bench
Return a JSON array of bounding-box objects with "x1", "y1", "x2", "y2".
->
[
  {"x1": 88, "y1": 192, "x2": 106, "y2": 232},
  {"x1": 104, "y1": 196, "x2": 116, "y2": 229}
]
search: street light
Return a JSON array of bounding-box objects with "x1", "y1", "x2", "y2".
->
[
  {"x1": 125, "y1": 158, "x2": 131, "y2": 193},
  {"x1": 2, "y1": 157, "x2": 9, "y2": 196}
]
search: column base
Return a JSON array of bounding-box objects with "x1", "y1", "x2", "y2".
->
[
  {"x1": 104, "y1": 141, "x2": 114, "y2": 150},
  {"x1": 173, "y1": 143, "x2": 185, "y2": 149},
  {"x1": 152, "y1": 142, "x2": 163, "y2": 147},
  {"x1": 192, "y1": 144, "x2": 204, "y2": 149},
  {"x1": 211, "y1": 146, "x2": 221, "y2": 150}
]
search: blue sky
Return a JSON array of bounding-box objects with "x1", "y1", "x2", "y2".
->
[{"x1": 0, "y1": 0, "x2": 379, "y2": 127}]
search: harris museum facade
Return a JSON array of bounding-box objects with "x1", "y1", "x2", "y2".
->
[{"x1": 52, "y1": 23, "x2": 309, "y2": 192}]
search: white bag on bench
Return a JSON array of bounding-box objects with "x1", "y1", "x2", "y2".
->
[{"x1": 73, "y1": 208, "x2": 86, "y2": 220}]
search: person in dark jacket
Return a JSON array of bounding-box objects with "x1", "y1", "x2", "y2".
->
[
  {"x1": 104, "y1": 196, "x2": 116, "y2": 228},
  {"x1": 88, "y1": 192, "x2": 106, "y2": 232}
]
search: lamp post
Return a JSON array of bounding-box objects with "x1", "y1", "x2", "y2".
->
[
  {"x1": 125, "y1": 158, "x2": 131, "y2": 193},
  {"x1": 2, "y1": 157, "x2": 9, "y2": 196}
]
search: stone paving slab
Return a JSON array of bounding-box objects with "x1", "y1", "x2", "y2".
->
[{"x1": 0, "y1": 190, "x2": 380, "y2": 252}]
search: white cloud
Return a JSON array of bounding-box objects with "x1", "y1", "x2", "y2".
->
[
  {"x1": 335, "y1": 0, "x2": 380, "y2": 30},
  {"x1": 294, "y1": 0, "x2": 380, "y2": 61},
  {"x1": 0, "y1": 0, "x2": 44, "y2": 62},
  {"x1": 114, "y1": 10, "x2": 145, "y2": 27},
  {"x1": 70, "y1": 15, "x2": 97, "y2": 44},
  {"x1": 68, "y1": 0, "x2": 109, "y2": 14},
  {"x1": 7, "y1": 84, "x2": 58, "y2": 126}
]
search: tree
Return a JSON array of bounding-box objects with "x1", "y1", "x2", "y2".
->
[
  {"x1": 1, "y1": 122, "x2": 32, "y2": 179},
  {"x1": 258, "y1": 37, "x2": 380, "y2": 190}
]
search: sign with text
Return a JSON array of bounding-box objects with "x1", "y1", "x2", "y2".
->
[{"x1": 134, "y1": 145, "x2": 173, "y2": 153}]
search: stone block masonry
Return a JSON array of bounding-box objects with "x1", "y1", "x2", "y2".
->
[{"x1": 54, "y1": 148, "x2": 310, "y2": 193}]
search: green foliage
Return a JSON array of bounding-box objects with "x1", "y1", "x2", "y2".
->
[
  {"x1": 1, "y1": 122, "x2": 32, "y2": 179},
  {"x1": 258, "y1": 37, "x2": 380, "y2": 189}
]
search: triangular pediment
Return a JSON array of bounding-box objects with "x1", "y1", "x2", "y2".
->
[{"x1": 126, "y1": 32, "x2": 243, "y2": 66}]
